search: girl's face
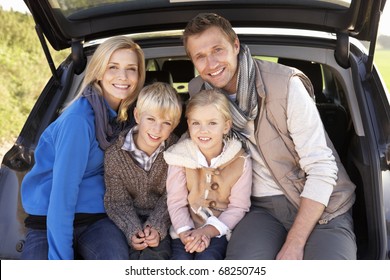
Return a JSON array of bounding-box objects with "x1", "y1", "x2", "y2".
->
[
  {"x1": 100, "y1": 48, "x2": 139, "y2": 111},
  {"x1": 187, "y1": 104, "x2": 231, "y2": 163},
  {"x1": 133, "y1": 108, "x2": 175, "y2": 156}
]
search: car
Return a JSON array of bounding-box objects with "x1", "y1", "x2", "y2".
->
[{"x1": 0, "y1": 0, "x2": 389, "y2": 260}]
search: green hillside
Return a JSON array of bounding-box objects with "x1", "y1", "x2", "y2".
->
[{"x1": 0, "y1": 8, "x2": 69, "y2": 146}]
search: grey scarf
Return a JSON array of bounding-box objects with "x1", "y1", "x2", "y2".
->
[
  {"x1": 205, "y1": 44, "x2": 258, "y2": 134},
  {"x1": 82, "y1": 85, "x2": 133, "y2": 150}
]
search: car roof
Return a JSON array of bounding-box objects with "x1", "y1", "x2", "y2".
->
[{"x1": 24, "y1": 0, "x2": 386, "y2": 51}]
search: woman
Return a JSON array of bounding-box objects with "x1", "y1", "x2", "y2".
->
[{"x1": 20, "y1": 36, "x2": 145, "y2": 260}]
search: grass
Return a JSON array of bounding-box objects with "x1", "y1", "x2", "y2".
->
[{"x1": 374, "y1": 49, "x2": 390, "y2": 92}]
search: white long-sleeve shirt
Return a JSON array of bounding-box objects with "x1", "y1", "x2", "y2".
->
[{"x1": 246, "y1": 76, "x2": 337, "y2": 206}]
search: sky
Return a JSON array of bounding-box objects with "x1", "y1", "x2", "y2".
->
[{"x1": 0, "y1": 0, "x2": 389, "y2": 35}]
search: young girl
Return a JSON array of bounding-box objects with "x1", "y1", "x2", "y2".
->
[
  {"x1": 104, "y1": 82, "x2": 182, "y2": 260},
  {"x1": 20, "y1": 36, "x2": 145, "y2": 260},
  {"x1": 164, "y1": 89, "x2": 252, "y2": 260}
]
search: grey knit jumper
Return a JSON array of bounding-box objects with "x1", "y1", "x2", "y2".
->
[{"x1": 104, "y1": 132, "x2": 178, "y2": 245}]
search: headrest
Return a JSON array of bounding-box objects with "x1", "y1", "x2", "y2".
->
[
  {"x1": 162, "y1": 60, "x2": 195, "y2": 83},
  {"x1": 278, "y1": 58, "x2": 323, "y2": 97},
  {"x1": 145, "y1": 70, "x2": 173, "y2": 85}
]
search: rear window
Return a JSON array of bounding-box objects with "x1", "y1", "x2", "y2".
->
[{"x1": 49, "y1": 0, "x2": 352, "y2": 18}]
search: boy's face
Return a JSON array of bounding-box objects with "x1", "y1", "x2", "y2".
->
[
  {"x1": 186, "y1": 26, "x2": 240, "y2": 94},
  {"x1": 133, "y1": 108, "x2": 175, "y2": 156}
]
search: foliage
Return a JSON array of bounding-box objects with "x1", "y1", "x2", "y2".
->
[{"x1": 0, "y1": 8, "x2": 69, "y2": 145}]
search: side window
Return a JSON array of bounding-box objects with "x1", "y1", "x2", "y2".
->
[{"x1": 145, "y1": 59, "x2": 159, "y2": 71}]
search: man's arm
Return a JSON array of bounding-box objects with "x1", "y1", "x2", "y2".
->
[{"x1": 276, "y1": 198, "x2": 324, "y2": 260}]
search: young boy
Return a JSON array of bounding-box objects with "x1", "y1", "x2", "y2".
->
[{"x1": 104, "y1": 82, "x2": 182, "y2": 260}]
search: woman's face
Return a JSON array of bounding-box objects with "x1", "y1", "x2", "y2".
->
[{"x1": 100, "y1": 48, "x2": 139, "y2": 111}]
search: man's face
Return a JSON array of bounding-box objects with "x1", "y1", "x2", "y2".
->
[{"x1": 186, "y1": 26, "x2": 240, "y2": 94}]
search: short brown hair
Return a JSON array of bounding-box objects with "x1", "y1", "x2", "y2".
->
[{"x1": 183, "y1": 13, "x2": 237, "y2": 58}]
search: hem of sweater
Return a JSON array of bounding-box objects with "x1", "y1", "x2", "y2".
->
[{"x1": 23, "y1": 207, "x2": 106, "y2": 216}]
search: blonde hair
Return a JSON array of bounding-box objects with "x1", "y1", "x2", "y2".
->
[
  {"x1": 78, "y1": 36, "x2": 145, "y2": 122},
  {"x1": 135, "y1": 82, "x2": 182, "y2": 128},
  {"x1": 186, "y1": 89, "x2": 232, "y2": 123}
]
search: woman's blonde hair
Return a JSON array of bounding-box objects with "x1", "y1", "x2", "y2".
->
[
  {"x1": 135, "y1": 82, "x2": 182, "y2": 128},
  {"x1": 79, "y1": 36, "x2": 145, "y2": 122},
  {"x1": 186, "y1": 89, "x2": 232, "y2": 123}
]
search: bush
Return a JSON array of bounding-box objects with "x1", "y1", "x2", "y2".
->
[{"x1": 0, "y1": 8, "x2": 69, "y2": 147}]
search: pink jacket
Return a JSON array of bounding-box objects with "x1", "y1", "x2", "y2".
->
[{"x1": 164, "y1": 137, "x2": 252, "y2": 238}]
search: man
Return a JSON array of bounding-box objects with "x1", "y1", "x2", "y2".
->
[{"x1": 183, "y1": 13, "x2": 357, "y2": 260}]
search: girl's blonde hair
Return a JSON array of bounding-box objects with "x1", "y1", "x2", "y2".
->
[
  {"x1": 78, "y1": 36, "x2": 145, "y2": 122},
  {"x1": 135, "y1": 82, "x2": 182, "y2": 128},
  {"x1": 186, "y1": 89, "x2": 232, "y2": 123}
]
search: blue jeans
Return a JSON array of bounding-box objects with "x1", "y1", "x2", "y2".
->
[
  {"x1": 21, "y1": 217, "x2": 129, "y2": 260},
  {"x1": 171, "y1": 236, "x2": 228, "y2": 260},
  {"x1": 129, "y1": 236, "x2": 171, "y2": 260}
]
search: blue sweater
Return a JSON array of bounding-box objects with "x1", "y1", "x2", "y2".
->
[{"x1": 21, "y1": 97, "x2": 117, "y2": 259}]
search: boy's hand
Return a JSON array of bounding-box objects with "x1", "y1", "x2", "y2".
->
[
  {"x1": 131, "y1": 230, "x2": 147, "y2": 250},
  {"x1": 144, "y1": 226, "x2": 160, "y2": 247}
]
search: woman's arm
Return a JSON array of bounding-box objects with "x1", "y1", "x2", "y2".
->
[{"x1": 47, "y1": 115, "x2": 92, "y2": 259}]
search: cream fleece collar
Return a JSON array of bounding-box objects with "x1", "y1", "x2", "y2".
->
[{"x1": 163, "y1": 137, "x2": 243, "y2": 169}]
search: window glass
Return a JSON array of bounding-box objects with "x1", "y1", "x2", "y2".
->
[{"x1": 48, "y1": 0, "x2": 352, "y2": 17}]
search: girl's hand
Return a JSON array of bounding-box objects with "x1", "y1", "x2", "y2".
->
[
  {"x1": 184, "y1": 229, "x2": 208, "y2": 253},
  {"x1": 178, "y1": 230, "x2": 194, "y2": 245},
  {"x1": 194, "y1": 234, "x2": 210, "y2": 252}
]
